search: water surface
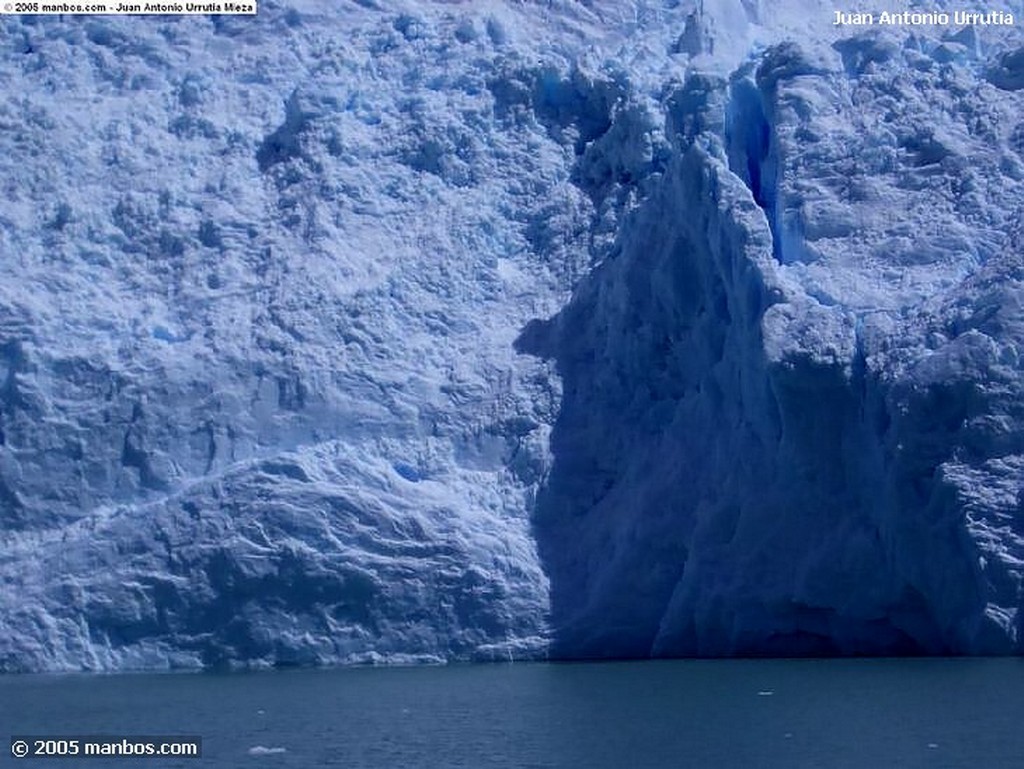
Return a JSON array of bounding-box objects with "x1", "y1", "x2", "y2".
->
[{"x1": 3, "y1": 658, "x2": 1023, "y2": 768}]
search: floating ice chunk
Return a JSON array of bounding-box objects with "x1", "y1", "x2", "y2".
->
[{"x1": 247, "y1": 746, "x2": 287, "y2": 756}]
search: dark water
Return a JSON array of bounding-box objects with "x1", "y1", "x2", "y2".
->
[{"x1": 3, "y1": 658, "x2": 1024, "y2": 768}]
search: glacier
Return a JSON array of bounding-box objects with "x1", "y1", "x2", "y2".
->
[{"x1": 0, "y1": 0, "x2": 1023, "y2": 671}]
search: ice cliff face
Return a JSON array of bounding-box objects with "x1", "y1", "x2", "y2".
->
[
  {"x1": 529, "y1": 37, "x2": 1024, "y2": 655},
  {"x1": 1, "y1": 1, "x2": 1023, "y2": 670}
]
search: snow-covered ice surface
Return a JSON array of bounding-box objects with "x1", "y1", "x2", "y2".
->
[{"x1": 0, "y1": 0, "x2": 1022, "y2": 670}]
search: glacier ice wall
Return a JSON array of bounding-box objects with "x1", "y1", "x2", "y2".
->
[
  {"x1": 526, "y1": 34, "x2": 1024, "y2": 657},
  {"x1": 1, "y1": 1, "x2": 1023, "y2": 670},
  {"x1": 0, "y1": 2, "x2": 605, "y2": 670}
]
